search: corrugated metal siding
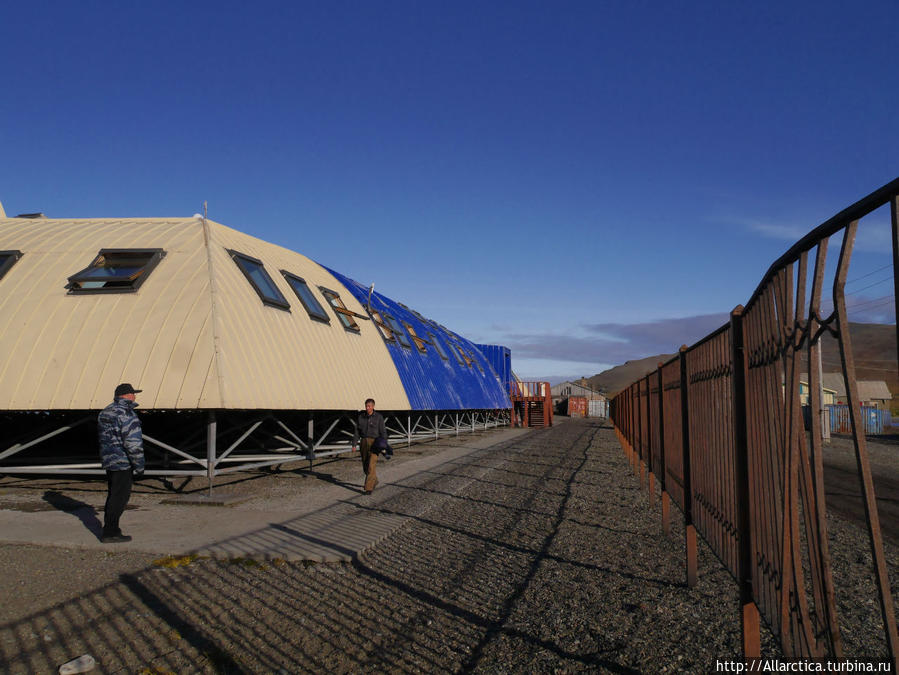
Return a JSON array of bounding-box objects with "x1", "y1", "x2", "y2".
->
[
  {"x1": 827, "y1": 404, "x2": 884, "y2": 434},
  {"x1": 199, "y1": 221, "x2": 409, "y2": 411},
  {"x1": 588, "y1": 398, "x2": 608, "y2": 417},
  {"x1": 0, "y1": 218, "x2": 220, "y2": 409},
  {"x1": 476, "y1": 344, "x2": 512, "y2": 394},
  {"x1": 567, "y1": 396, "x2": 588, "y2": 417},
  {"x1": 325, "y1": 267, "x2": 511, "y2": 411},
  {"x1": 0, "y1": 217, "x2": 410, "y2": 411}
]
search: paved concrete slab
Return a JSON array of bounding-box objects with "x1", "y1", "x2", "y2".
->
[
  {"x1": 0, "y1": 426, "x2": 532, "y2": 562},
  {"x1": 159, "y1": 493, "x2": 251, "y2": 506}
]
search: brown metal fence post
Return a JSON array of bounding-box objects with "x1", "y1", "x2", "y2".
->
[
  {"x1": 731, "y1": 306, "x2": 761, "y2": 660},
  {"x1": 647, "y1": 374, "x2": 656, "y2": 508},
  {"x1": 627, "y1": 386, "x2": 635, "y2": 465},
  {"x1": 635, "y1": 383, "x2": 642, "y2": 479},
  {"x1": 680, "y1": 345, "x2": 698, "y2": 588},
  {"x1": 631, "y1": 385, "x2": 638, "y2": 473},
  {"x1": 639, "y1": 379, "x2": 647, "y2": 489},
  {"x1": 893, "y1": 196, "x2": 899, "y2": 383},
  {"x1": 656, "y1": 364, "x2": 669, "y2": 535}
]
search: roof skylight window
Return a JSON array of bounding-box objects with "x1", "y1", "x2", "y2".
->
[
  {"x1": 384, "y1": 314, "x2": 412, "y2": 349},
  {"x1": 282, "y1": 271, "x2": 329, "y2": 322},
  {"x1": 428, "y1": 332, "x2": 449, "y2": 360},
  {"x1": 449, "y1": 341, "x2": 472, "y2": 366},
  {"x1": 228, "y1": 250, "x2": 290, "y2": 310},
  {"x1": 403, "y1": 321, "x2": 427, "y2": 353},
  {"x1": 460, "y1": 348, "x2": 474, "y2": 367},
  {"x1": 319, "y1": 287, "x2": 361, "y2": 332},
  {"x1": 0, "y1": 250, "x2": 22, "y2": 282},
  {"x1": 370, "y1": 310, "x2": 396, "y2": 343},
  {"x1": 442, "y1": 336, "x2": 465, "y2": 365},
  {"x1": 67, "y1": 249, "x2": 165, "y2": 294}
]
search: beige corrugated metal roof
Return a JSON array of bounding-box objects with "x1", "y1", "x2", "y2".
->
[
  {"x1": 798, "y1": 373, "x2": 839, "y2": 395},
  {"x1": 550, "y1": 381, "x2": 605, "y2": 399},
  {"x1": 800, "y1": 372, "x2": 891, "y2": 401},
  {"x1": 0, "y1": 216, "x2": 410, "y2": 411},
  {"x1": 856, "y1": 380, "x2": 892, "y2": 401}
]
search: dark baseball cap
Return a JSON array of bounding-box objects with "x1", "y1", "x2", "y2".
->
[{"x1": 114, "y1": 383, "x2": 142, "y2": 397}]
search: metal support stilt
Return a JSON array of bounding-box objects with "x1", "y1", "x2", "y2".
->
[
  {"x1": 307, "y1": 415, "x2": 314, "y2": 468},
  {"x1": 206, "y1": 411, "x2": 217, "y2": 497}
]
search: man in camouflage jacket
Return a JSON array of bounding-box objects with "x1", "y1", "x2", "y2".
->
[{"x1": 97, "y1": 383, "x2": 145, "y2": 543}]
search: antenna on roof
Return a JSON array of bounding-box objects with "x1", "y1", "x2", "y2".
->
[
  {"x1": 367, "y1": 283, "x2": 375, "y2": 313},
  {"x1": 203, "y1": 200, "x2": 208, "y2": 220}
]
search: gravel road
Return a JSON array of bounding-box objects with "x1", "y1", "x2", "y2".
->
[{"x1": 1, "y1": 418, "x2": 895, "y2": 673}]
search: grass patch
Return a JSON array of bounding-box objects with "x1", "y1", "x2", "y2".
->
[{"x1": 152, "y1": 554, "x2": 201, "y2": 568}]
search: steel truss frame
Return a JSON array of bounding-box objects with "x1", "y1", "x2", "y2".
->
[{"x1": 0, "y1": 408, "x2": 510, "y2": 484}]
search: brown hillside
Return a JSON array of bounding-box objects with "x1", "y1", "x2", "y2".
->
[
  {"x1": 816, "y1": 323, "x2": 896, "y2": 406},
  {"x1": 586, "y1": 354, "x2": 675, "y2": 398},
  {"x1": 588, "y1": 323, "x2": 896, "y2": 402}
]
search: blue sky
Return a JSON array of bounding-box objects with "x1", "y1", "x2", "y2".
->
[{"x1": 2, "y1": 1, "x2": 896, "y2": 382}]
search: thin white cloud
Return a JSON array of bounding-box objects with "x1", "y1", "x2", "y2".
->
[
  {"x1": 736, "y1": 214, "x2": 892, "y2": 254},
  {"x1": 741, "y1": 219, "x2": 808, "y2": 241}
]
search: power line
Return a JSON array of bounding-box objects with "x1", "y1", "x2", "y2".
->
[
  {"x1": 846, "y1": 296, "x2": 894, "y2": 312},
  {"x1": 819, "y1": 294, "x2": 894, "y2": 314},
  {"x1": 845, "y1": 263, "x2": 892, "y2": 286},
  {"x1": 845, "y1": 276, "x2": 893, "y2": 295}
]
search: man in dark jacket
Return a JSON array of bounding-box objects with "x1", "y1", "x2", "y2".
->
[
  {"x1": 97, "y1": 383, "x2": 145, "y2": 543},
  {"x1": 354, "y1": 397, "x2": 386, "y2": 494}
]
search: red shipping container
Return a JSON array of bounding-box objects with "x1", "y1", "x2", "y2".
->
[{"x1": 567, "y1": 396, "x2": 588, "y2": 417}]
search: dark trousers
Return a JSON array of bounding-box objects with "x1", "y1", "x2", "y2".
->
[{"x1": 103, "y1": 469, "x2": 133, "y2": 536}]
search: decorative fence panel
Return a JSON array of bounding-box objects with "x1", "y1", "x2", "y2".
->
[
  {"x1": 661, "y1": 358, "x2": 685, "y2": 511},
  {"x1": 609, "y1": 177, "x2": 899, "y2": 665}
]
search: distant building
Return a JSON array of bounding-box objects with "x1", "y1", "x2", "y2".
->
[
  {"x1": 551, "y1": 380, "x2": 605, "y2": 400},
  {"x1": 796, "y1": 375, "x2": 838, "y2": 406},
  {"x1": 799, "y1": 373, "x2": 892, "y2": 411},
  {"x1": 551, "y1": 380, "x2": 608, "y2": 417}
]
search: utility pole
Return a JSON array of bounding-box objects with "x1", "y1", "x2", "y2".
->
[{"x1": 818, "y1": 342, "x2": 830, "y2": 443}]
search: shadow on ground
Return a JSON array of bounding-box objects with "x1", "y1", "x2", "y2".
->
[{"x1": 1, "y1": 420, "x2": 772, "y2": 673}]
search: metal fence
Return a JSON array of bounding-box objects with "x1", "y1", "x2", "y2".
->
[
  {"x1": 828, "y1": 404, "x2": 885, "y2": 435},
  {"x1": 611, "y1": 177, "x2": 899, "y2": 665}
]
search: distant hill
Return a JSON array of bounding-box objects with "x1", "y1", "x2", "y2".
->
[
  {"x1": 586, "y1": 354, "x2": 676, "y2": 398},
  {"x1": 587, "y1": 322, "x2": 896, "y2": 402},
  {"x1": 816, "y1": 323, "x2": 896, "y2": 406}
]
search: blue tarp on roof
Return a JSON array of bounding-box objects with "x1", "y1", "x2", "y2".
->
[
  {"x1": 324, "y1": 266, "x2": 511, "y2": 411},
  {"x1": 476, "y1": 344, "x2": 513, "y2": 395}
]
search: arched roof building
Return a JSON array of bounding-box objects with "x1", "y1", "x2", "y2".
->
[{"x1": 0, "y1": 213, "x2": 510, "y2": 476}]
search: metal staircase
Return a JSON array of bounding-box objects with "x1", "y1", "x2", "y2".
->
[{"x1": 510, "y1": 381, "x2": 553, "y2": 428}]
